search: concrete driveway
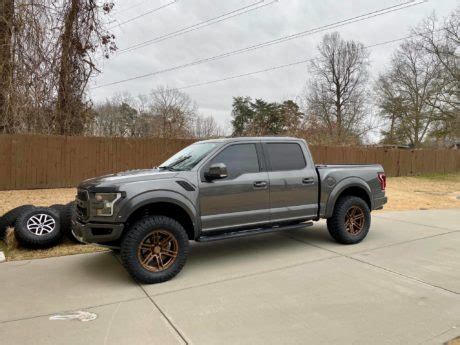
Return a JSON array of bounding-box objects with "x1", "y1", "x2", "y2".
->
[{"x1": 0, "y1": 209, "x2": 459, "y2": 345}]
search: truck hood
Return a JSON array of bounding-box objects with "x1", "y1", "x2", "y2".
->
[{"x1": 78, "y1": 169, "x2": 179, "y2": 190}]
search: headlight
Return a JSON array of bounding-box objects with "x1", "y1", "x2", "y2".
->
[{"x1": 92, "y1": 193, "x2": 121, "y2": 217}]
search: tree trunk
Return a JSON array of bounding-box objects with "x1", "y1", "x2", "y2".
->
[
  {"x1": 0, "y1": 0, "x2": 14, "y2": 133},
  {"x1": 335, "y1": 82, "x2": 342, "y2": 140},
  {"x1": 56, "y1": 0, "x2": 79, "y2": 135}
]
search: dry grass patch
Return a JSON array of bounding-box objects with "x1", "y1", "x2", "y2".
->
[
  {"x1": 0, "y1": 188, "x2": 76, "y2": 215},
  {"x1": 383, "y1": 173, "x2": 460, "y2": 211},
  {"x1": 0, "y1": 228, "x2": 107, "y2": 261}
]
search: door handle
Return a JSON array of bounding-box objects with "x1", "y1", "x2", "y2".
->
[
  {"x1": 253, "y1": 181, "x2": 267, "y2": 188},
  {"x1": 302, "y1": 177, "x2": 314, "y2": 185}
]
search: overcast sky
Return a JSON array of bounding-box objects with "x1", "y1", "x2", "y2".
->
[{"x1": 89, "y1": 0, "x2": 458, "y2": 137}]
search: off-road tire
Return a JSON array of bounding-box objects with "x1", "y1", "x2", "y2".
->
[
  {"x1": 0, "y1": 205, "x2": 35, "y2": 241},
  {"x1": 15, "y1": 207, "x2": 63, "y2": 249},
  {"x1": 326, "y1": 196, "x2": 371, "y2": 244},
  {"x1": 60, "y1": 202, "x2": 80, "y2": 243},
  {"x1": 121, "y1": 215, "x2": 189, "y2": 284},
  {"x1": 50, "y1": 204, "x2": 66, "y2": 213}
]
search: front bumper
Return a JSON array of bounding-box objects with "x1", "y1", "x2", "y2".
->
[{"x1": 72, "y1": 219, "x2": 124, "y2": 243}]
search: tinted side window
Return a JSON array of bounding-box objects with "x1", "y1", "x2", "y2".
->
[
  {"x1": 209, "y1": 144, "x2": 260, "y2": 179},
  {"x1": 266, "y1": 143, "x2": 306, "y2": 171}
]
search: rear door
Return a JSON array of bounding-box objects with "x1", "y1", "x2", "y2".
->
[
  {"x1": 263, "y1": 141, "x2": 319, "y2": 223},
  {"x1": 199, "y1": 142, "x2": 270, "y2": 232}
]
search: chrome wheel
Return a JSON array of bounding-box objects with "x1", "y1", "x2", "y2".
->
[
  {"x1": 345, "y1": 206, "x2": 365, "y2": 235},
  {"x1": 137, "y1": 230, "x2": 179, "y2": 272},
  {"x1": 26, "y1": 214, "x2": 56, "y2": 236}
]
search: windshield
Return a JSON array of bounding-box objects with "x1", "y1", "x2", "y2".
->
[{"x1": 159, "y1": 142, "x2": 217, "y2": 171}]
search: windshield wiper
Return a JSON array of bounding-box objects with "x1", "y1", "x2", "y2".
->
[
  {"x1": 158, "y1": 166, "x2": 177, "y2": 171},
  {"x1": 159, "y1": 155, "x2": 192, "y2": 171}
]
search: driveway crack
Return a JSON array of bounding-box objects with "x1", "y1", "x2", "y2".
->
[
  {"x1": 137, "y1": 283, "x2": 189, "y2": 345},
  {"x1": 111, "y1": 252, "x2": 189, "y2": 344}
]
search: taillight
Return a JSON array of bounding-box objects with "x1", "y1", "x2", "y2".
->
[{"x1": 377, "y1": 173, "x2": 386, "y2": 191}]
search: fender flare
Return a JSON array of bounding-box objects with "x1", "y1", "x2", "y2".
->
[
  {"x1": 117, "y1": 190, "x2": 199, "y2": 238},
  {"x1": 325, "y1": 177, "x2": 372, "y2": 218}
]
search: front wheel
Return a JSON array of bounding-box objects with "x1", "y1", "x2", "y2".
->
[
  {"x1": 327, "y1": 196, "x2": 371, "y2": 244},
  {"x1": 120, "y1": 215, "x2": 189, "y2": 284}
]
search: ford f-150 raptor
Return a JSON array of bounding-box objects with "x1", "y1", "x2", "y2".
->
[{"x1": 73, "y1": 137, "x2": 387, "y2": 284}]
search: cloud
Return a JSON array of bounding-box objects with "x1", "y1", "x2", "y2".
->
[{"x1": 90, "y1": 0, "x2": 458, "y2": 133}]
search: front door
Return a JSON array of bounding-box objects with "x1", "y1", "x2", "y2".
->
[{"x1": 199, "y1": 143, "x2": 270, "y2": 232}]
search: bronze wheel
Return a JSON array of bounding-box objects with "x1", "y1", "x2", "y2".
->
[
  {"x1": 327, "y1": 196, "x2": 370, "y2": 244},
  {"x1": 345, "y1": 206, "x2": 365, "y2": 235},
  {"x1": 137, "y1": 230, "x2": 179, "y2": 272}
]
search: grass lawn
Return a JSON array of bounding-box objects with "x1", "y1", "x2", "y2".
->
[
  {"x1": 0, "y1": 173, "x2": 459, "y2": 261},
  {"x1": 383, "y1": 173, "x2": 460, "y2": 211}
]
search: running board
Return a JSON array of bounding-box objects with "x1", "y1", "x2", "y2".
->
[{"x1": 197, "y1": 222, "x2": 313, "y2": 242}]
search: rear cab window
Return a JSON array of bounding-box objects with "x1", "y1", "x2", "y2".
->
[{"x1": 265, "y1": 142, "x2": 306, "y2": 171}]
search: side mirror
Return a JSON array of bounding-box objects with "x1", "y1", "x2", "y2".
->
[{"x1": 204, "y1": 163, "x2": 228, "y2": 181}]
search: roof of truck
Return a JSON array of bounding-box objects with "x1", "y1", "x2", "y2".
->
[{"x1": 197, "y1": 136, "x2": 303, "y2": 144}]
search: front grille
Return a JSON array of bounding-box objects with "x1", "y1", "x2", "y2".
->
[
  {"x1": 77, "y1": 189, "x2": 89, "y2": 201},
  {"x1": 76, "y1": 189, "x2": 90, "y2": 221},
  {"x1": 76, "y1": 204, "x2": 88, "y2": 220}
]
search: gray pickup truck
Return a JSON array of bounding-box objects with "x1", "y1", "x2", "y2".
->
[{"x1": 73, "y1": 137, "x2": 387, "y2": 284}]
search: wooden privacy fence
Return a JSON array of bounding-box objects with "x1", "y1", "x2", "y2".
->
[
  {"x1": 308, "y1": 146, "x2": 460, "y2": 177},
  {"x1": 0, "y1": 134, "x2": 459, "y2": 190},
  {"x1": 0, "y1": 134, "x2": 195, "y2": 190}
]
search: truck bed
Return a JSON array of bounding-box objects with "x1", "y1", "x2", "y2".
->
[{"x1": 316, "y1": 164, "x2": 386, "y2": 218}]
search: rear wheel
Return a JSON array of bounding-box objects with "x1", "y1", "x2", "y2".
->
[
  {"x1": 327, "y1": 196, "x2": 370, "y2": 244},
  {"x1": 120, "y1": 215, "x2": 189, "y2": 284}
]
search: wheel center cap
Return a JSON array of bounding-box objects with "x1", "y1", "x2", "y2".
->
[{"x1": 153, "y1": 246, "x2": 161, "y2": 254}]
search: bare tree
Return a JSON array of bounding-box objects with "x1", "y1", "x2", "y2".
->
[
  {"x1": 56, "y1": 0, "x2": 115, "y2": 135},
  {"x1": 12, "y1": 1, "x2": 63, "y2": 134},
  {"x1": 375, "y1": 39, "x2": 447, "y2": 147},
  {"x1": 0, "y1": 0, "x2": 115, "y2": 135},
  {"x1": 303, "y1": 32, "x2": 371, "y2": 144},
  {"x1": 0, "y1": 0, "x2": 14, "y2": 132},
  {"x1": 87, "y1": 88, "x2": 203, "y2": 139},
  {"x1": 416, "y1": 9, "x2": 459, "y2": 87},
  {"x1": 147, "y1": 86, "x2": 197, "y2": 138},
  {"x1": 413, "y1": 8, "x2": 459, "y2": 144},
  {"x1": 194, "y1": 115, "x2": 222, "y2": 138}
]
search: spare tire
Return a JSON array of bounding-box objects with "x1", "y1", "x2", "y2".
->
[
  {"x1": 50, "y1": 204, "x2": 66, "y2": 213},
  {"x1": 0, "y1": 205, "x2": 35, "y2": 241},
  {"x1": 15, "y1": 207, "x2": 63, "y2": 249},
  {"x1": 60, "y1": 201, "x2": 81, "y2": 243}
]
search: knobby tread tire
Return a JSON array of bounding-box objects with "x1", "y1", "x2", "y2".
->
[
  {"x1": 15, "y1": 207, "x2": 63, "y2": 249},
  {"x1": 0, "y1": 205, "x2": 35, "y2": 241},
  {"x1": 60, "y1": 202, "x2": 80, "y2": 243},
  {"x1": 121, "y1": 215, "x2": 189, "y2": 284},
  {"x1": 326, "y1": 196, "x2": 371, "y2": 244},
  {"x1": 50, "y1": 204, "x2": 66, "y2": 213}
]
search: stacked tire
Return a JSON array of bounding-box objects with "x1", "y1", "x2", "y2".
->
[
  {"x1": 0, "y1": 201, "x2": 82, "y2": 249},
  {"x1": 14, "y1": 207, "x2": 63, "y2": 249},
  {"x1": 0, "y1": 205, "x2": 35, "y2": 241}
]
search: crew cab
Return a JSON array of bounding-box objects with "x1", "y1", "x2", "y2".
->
[{"x1": 73, "y1": 137, "x2": 387, "y2": 284}]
